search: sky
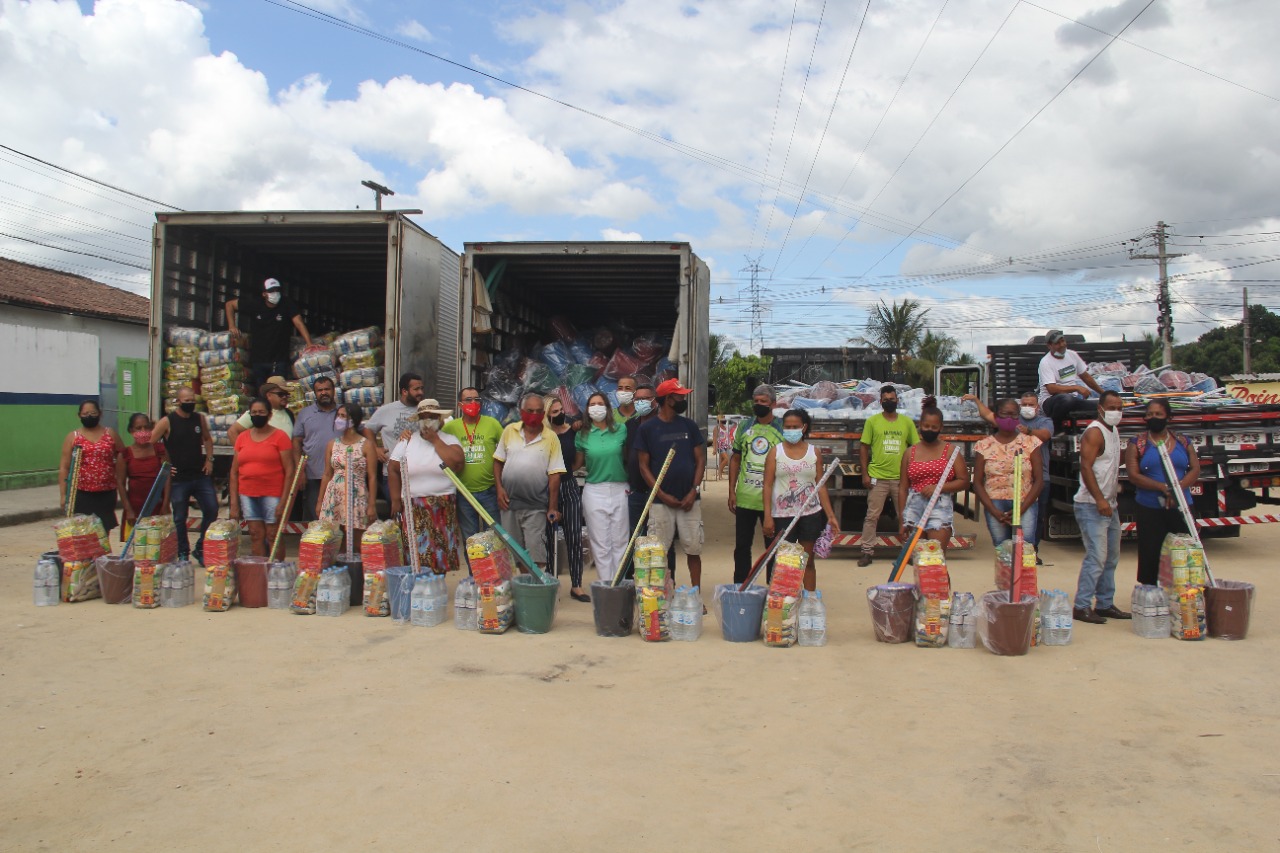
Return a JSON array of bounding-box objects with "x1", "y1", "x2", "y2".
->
[{"x1": 1, "y1": 0, "x2": 1278, "y2": 363}]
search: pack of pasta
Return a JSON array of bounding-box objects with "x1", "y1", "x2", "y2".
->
[
  {"x1": 54, "y1": 514, "x2": 109, "y2": 562},
  {"x1": 762, "y1": 591, "x2": 799, "y2": 647},
  {"x1": 769, "y1": 541, "x2": 807, "y2": 598},
  {"x1": 132, "y1": 561, "x2": 167, "y2": 609},
  {"x1": 994, "y1": 539, "x2": 1038, "y2": 600},
  {"x1": 61, "y1": 559, "x2": 100, "y2": 602},
  {"x1": 363, "y1": 569, "x2": 389, "y2": 617},
  {"x1": 132, "y1": 515, "x2": 178, "y2": 564},
  {"x1": 913, "y1": 558, "x2": 952, "y2": 648},
  {"x1": 299, "y1": 521, "x2": 340, "y2": 572},
  {"x1": 291, "y1": 570, "x2": 320, "y2": 615},
  {"x1": 361, "y1": 520, "x2": 405, "y2": 571},
  {"x1": 203, "y1": 520, "x2": 241, "y2": 567},
  {"x1": 1161, "y1": 534, "x2": 1207, "y2": 640},
  {"x1": 477, "y1": 580, "x2": 514, "y2": 633},
  {"x1": 203, "y1": 564, "x2": 236, "y2": 612},
  {"x1": 631, "y1": 535, "x2": 672, "y2": 641},
  {"x1": 632, "y1": 535, "x2": 669, "y2": 589},
  {"x1": 467, "y1": 530, "x2": 515, "y2": 584}
]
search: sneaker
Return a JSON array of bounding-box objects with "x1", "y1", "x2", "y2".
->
[
  {"x1": 857, "y1": 553, "x2": 873, "y2": 567},
  {"x1": 1035, "y1": 556, "x2": 1044, "y2": 566},
  {"x1": 1073, "y1": 607, "x2": 1107, "y2": 624},
  {"x1": 1095, "y1": 605, "x2": 1132, "y2": 620}
]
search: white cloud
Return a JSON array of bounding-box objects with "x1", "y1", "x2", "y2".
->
[
  {"x1": 395, "y1": 19, "x2": 432, "y2": 42},
  {"x1": 601, "y1": 228, "x2": 642, "y2": 240}
]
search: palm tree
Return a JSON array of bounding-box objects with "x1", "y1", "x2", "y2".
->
[
  {"x1": 905, "y1": 330, "x2": 959, "y2": 392},
  {"x1": 709, "y1": 332, "x2": 732, "y2": 372},
  {"x1": 864, "y1": 299, "x2": 930, "y2": 372}
]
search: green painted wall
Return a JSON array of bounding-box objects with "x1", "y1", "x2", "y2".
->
[{"x1": 0, "y1": 405, "x2": 75, "y2": 489}]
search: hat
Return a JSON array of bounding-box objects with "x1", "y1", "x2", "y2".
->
[
  {"x1": 259, "y1": 376, "x2": 289, "y2": 397},
  {"x1": 410, "y1": 399, "x2": 453, "y2": 419},
  {"x1": 1045, "y1": 329, "x2": 1065, "y2": 344},
  {"x1": 656, "y1": 379, "x2": 692, "y2": 397},
  {"x1": 263, "y1": 277, "x2": 282, "y2": 291}
]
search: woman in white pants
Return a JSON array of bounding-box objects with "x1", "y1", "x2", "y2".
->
[{"x1": 574, "y1": 391, "x2": 631, "y2": 585}]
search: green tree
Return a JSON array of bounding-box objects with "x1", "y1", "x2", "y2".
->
[
  {"x1": 1173, "y1": 305, "x2": 1280, "y2": 377},
  {"x1": 864, "y1": 299, "x2": 930, "y2": 372},
  {"x1": 905, "y1": 330, "x2": 960, "y2": 392},
  {"x1": 710, "y1": 351, "x2": 773, "y2": 415}
]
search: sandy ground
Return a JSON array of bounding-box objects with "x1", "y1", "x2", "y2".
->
[{"x1": 1, "y1": 476, "x2": 1277, "y2": 852}]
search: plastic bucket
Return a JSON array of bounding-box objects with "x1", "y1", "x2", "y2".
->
[
  {"x1": 512, "y1": 574, "x2": 559, "y2": 634},
  {"x1": 716, "y1": 583, "x2": 767, "y2": 643},
  {"x1": 979, "y1": 591, "x2": 1037, "y2": 656},
  {"x1": 234, "y1": 556, "x2": 270, "y2": 608},
  {"x1": 1205, "y1": 580, "x2": 1255, "y2": 640},
  {"x1": 385, "y1": 567, "x2": 414, "y2": 623},
  {"x1": 592, "y1": 580, "x2": 635, "y2": 637},
  {"x1": 96, "y1": 555, "x2": 135, "y2": 604},
  {"x1": 866, "y1": 583, "x2": 917, "y2": 644},
  {"x1": 340, "y1": 556, "x2": 364, "y2": 606}
]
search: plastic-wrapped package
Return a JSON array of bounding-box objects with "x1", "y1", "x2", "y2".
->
[
  {"x1": 477, "y1": 580, "x2": 514, "y2": 633},
  {"x1": 550, "y1": 316, "x2": 578, "y2": 343},
  {"x1": 1134, "y1": 374, "x2": 1167, "y2": 395},
  {"x1": 203, "y1": 331, "x2": 247, "y2": 351},
  {"x1": 339, "y1": 348, "x2": 383, "y2": 370},
  {"x1": 164, "y1": 362, "x2": 199, "y2": 382},
  {"x1": 299, "y1": 520, "x2": 340, "y2": 572},
  {"x1": 339, "y1": 367, "x2": 382, "y2": 388},
  {"x1": 132, "y1": 561, "x2": 166, "y2": 608},
  {"x1": 361, "y1": 520, "x2": 405, "y2": 571},
  {"x1": 792, "y1": 397, "x2": 828, "y2": 411},
  {"x1": 344, "y1": 386, "x2": 384, "y2": 407},
  {"x1": 202, "y1": 564, "x2": 236, "y2": 612},
  {"x1": 866, "y1": 583, "x2": 917, "y2": 643},
  {"x1": 484, "y1": 368, "x2": 522, "y2": 404},
  {"x1": 603, "y1": 348, "x2": 644, "y2": 381},
  {"x1": 1097, "y1": 375, "x2": 1125, "y2": 394},
  {"x1": 54, "y1": 514, "x2": 110, "y2": 562},
  {"x1": 332, "y1": 327, "x2": 382, "y2": 355},
  {"x1": 132, "y1": 515, "x2": 178, "y2": 564},
  {"x1": 914, "y1": 560, "x2": 951, "y2": 648},
  {"x1": 480, "y1": 399, "x2": 510, "y2": 423},
  {"x1": 994, "y1": 540, "x2": 1038, "y2": 601},
  {"x1": 632, "y1": 536, "x2": 668, "y2": 589},
  {"x1": 591, "y1": 327, "x2": 617, "y2": 354},
  {"x1": 1158, "y1": 533, "x2": 1205, "y2": 590},
  {"x1": 552, "y1": 386, "x2": 580, "y2": 419},
  {"x1": 290, "y1": 570, "x2": 320, "y2": 615},
  {"x1": 466, "y1": 530, "x2": 515, "y2": 584},
  {"x1": 61, "y1": 559, "x2": 100, "y2": 602},
  {"x1": 653, "y1": 357, "x2": 677, "y2": 382},
  {"x1": 1189, "y1": 375, "x2": 1218, "y2": 394},
  {"x1": 207, "y1": 395, "x2": 250, "y2": 416},
  {"x1": 633, "y1": 535, "x2": 671, "y2": 642},
  {"x1": 569, "y1": 382, "x2": 597, "y2": 415},
  {"x1": 947, "y1": 592, "x2": 977, "y2": 648},
  {"x1": 770, "y1": 542, "x2": 807, "y2": 597},
  {"x1": 1170, "y1": 586, "x2": 1207, "y2": 640},
  {"x1": 203, "y1": 519, "x2": 241, "y2": 566},
  {"x1": 809, "y1": 380, "x2": 840, "y2": 402},
  {"x1": 363, "y1": 569, "x2": 389, "y2": 616},
  {"x1": 293, "y1": 347, "x2": 336, "y2": 377},
  {"x1": 165, "y1": 345, "x2": 199, "y2": 363},
  {"x1": 630, "y1": 334, "x2": 664, "y2": 363},
  {"x1": 1159, "y1": 369, "x2": 1193, "y2": 391},
  {"x1": 166, "y1": 326, "x2": 206, "y2": 347},
  {"x1": 568, "y1": 337, "x2": 594, "y2": 365},
  {"x1": 200, "y1": 363, "x2": 247, "y2": 383},
  {"x1": 762, "y1": 591, "x2": 799, "y2": 647},
  {"x1": 520, "y1": 361, "x2": 559, "y2": 394},
  {"x1": 976, "y1": 591, "x2": 1037, "y2": 655},
  {"x1": 536, "y1": 341, "x2": 574, "y2": 376},
  {"x1": 197, "y1": 347, "x2": 247, "y2": 367}
]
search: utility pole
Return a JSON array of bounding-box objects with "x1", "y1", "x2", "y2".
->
[
  {"x1": 1130, "y1": 221, "x2": 1185, "y2": 366},
  {"x1": 361, "y1": 180, "x2": 395, "y2": 210},
  {"x1": 1243, "y1": 287, "x2": 1252, "y2": 374},
  {"x1": 741, "y1": 257, "x2": 767, "y2": 354}
]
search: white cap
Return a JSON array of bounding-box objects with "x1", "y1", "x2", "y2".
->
[{"x1": 263, "y1": 277, "x2": 282, "y2": 291}]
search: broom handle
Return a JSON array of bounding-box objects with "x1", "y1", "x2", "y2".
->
[
  {"x1": 270, "y1": 454, "x2": 307, "y2": 561},
  {"x1": 1156, "y1": 439, "x2": 1215, "y2": 586},
  {"x1": 741, "y1": 457, "x2": 841, "y2": 590},
  {"x1": 611, "y1": 447, "x2": 676, "y2": 586},
  {"x1": 887, "y1": 447, "x2": 961, "y2": 583},
  {"x1": 121, "y1": 462, "x2": 171, "y2": 560},
  {"x1": 65, "y1": 446, "x2": 82, "y2": 518},
  {"x1": 399, "y1": 450, "x2": 420, "y2": 573}
]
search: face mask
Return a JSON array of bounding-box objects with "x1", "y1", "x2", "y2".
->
[
  {"x1": 1051, "y1": 350, "x2": 1065, "y2": 359},
  {"x1": 250, "y1": 414, "x2": 270, "y2": 429},
  {"x1": 461, "y1": 401, "x2": 481, "y2": 419},
  {"x1": 881, "y1": 400, "x2": 897, "y2": 414},
  {"x1": 132, "y1": 430, "x2": 152, "y2": 445},
  {"x1": 1145, "y1": 416, "x2": 1167, "y2": 433},
  {"x1": 588, "y1": 405, "x2": 608, "y2": 423},
  {"x1": 1020, "y1": 406, "x2": 1037, "y2": 420},
  {"x1": 634, "y1": 399, "x2": 654, "y2": 417},
  {"x1": 334, "y1": 417, "x2": 351, "y2": 432},
  {"x1": 420, "y1": 419, "x2": 441, "y2": 434},
  {"x1": 782, "y1": 428, "x2": 804, "y2": 445},
  {"x1": 80, "y1": 415, "x2": 100, "y2": 429},
  {"x1": 550, "y1": 413, "x2": 566, "y2": 426},
  {"x1": 670, "y1": 399, "x2": 688, "y2": 414},
  {"x1": 265, "y1": 292, "x2": 281, "y2": 306},
  {"x1": 1102, "y1": 410, "x2": 1123, "y2": 427},
  {"x1": 179, "y1": 402, "x2": 196, "y2": 414},
  {"x1": 521, "y1": 411, "x2": 544, "y2": 428},
  {"x1": 920, "y1": 429, "x2": 940, "y2": 444},
  {"x1": 616, "y1": 391, "x2": 634, "y2": 406},
  {"x1": 753, "y1": 403, "x2": 772, "y2": 419},
  {"x1": 995, "y1": 416, "x2": 1019, "y2": 433}
]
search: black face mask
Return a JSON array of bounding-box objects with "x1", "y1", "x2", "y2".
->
[
  {"x1": 670, "y1": 399, "x2": 688, "y2": 414},
  {"x1": 179, "y1": 402, "x2": 197, "y2": 414},
  {"x1": 919, "y1": 429, "x2": 940, "y2": 444},
  {"x1": 250, "y1": 414, "x2": 270, "y2": 429},
  {"x1": 1146, "y1": 417, "x2": 1168, "y2": 433},
  {"x1": 753, "y1": 403, "x2": 772, "y2": 418},
  {"x1": 551, "y1": 413, "x2": 566, "y2": 426},
  {"x1": 882, "y1": 400, "x2": 897, "y2": 413},
  {"x1": 79, "y1": 415, "x2": 100, "y2": 429}
]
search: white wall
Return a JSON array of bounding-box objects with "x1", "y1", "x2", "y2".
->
[{"x1": 0, "y1": 321, "x2": 98, "y2": 395}]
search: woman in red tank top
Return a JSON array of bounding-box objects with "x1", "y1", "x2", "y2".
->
[
  {"x1": 897, "y1": 404, "x2": 969, "y2": 550},
  {"x1": 58, "y1": 399, "x2": 122, "y2": 532},
  {"x1": 116, "y1": 413, "x2": 170, "y2": 539}
]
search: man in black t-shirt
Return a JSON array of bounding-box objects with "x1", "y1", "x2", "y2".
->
[
  {"x1": 150, "y1": 387, "x2": 217, "y2": 564},
  {"x1": 233, "y1": 277, "x2": 312, "y2": 388},
  {"x1": 635, "y1": 379, "x2": 706, "y2": 589}
]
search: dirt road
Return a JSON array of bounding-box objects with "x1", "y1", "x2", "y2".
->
[{"x1": 2, "y1": 477, "x2": 1275, "y2": 851}]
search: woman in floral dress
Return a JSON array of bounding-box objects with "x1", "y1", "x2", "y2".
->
[{"x1": 317, "y1": 403, "x2": 379, "y2": 552}]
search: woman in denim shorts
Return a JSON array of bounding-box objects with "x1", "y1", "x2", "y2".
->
[
  {"x1": 230, "y1": 397, "x2": 296, "y2": 557},
  {"x1": 897, "y1": 403, "x2": 969, "y2": 550}
]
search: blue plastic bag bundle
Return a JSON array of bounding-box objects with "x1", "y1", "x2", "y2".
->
[
  {"x1": 562, "y1": 364, "x2": 599, "y2": 388},
  {"x1": 568, "y1": 338, "x2": 595, "y2": 365},
  {"x1": 571, "y1": 382, "x2": 597, "y2": 413},
  {"x1": 480, "y1": 399, "x2": 510, "y2": 422},
  {"x1": 536, "y1": 342, "x2": 574, "y2": 377}
]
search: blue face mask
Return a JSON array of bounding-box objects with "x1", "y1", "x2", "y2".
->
[
  {"x1": 782, "y1": 428, "x2": 804, "y2": 445},
  {"x1": 634, "y1": 399, "x2": 654, "y2": 417}
]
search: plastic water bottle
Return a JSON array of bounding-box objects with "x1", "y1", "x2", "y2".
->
[
  {"x1": 464, "y1": 577, "x2": 479, "y2": 630},
  {"x1": 668, "y1": 586, "x2": 688, "y2": 640},
  {"x1": 267, "y1": 563, "x2": 287, "y2": 610},
  {"x1": 335, "y1": 570, "x2": 351, "y2": 615},
  {"x1": 799, "y1": 590, "x2": 827, "y2": 646},
  {"x1": 33, "y1": 559, "x2": 59, "y2": 606},
  {"x1": 1132, "y1": 584, "x2": 1169, "y2": 639},
  {"x1": 947, "y1": 592, "x2": 976, "y2": 649},
  {"x1": 317, "y1": 570, "x2": 334, "y2": 616},
  {"x1": 162, "y1": 562, "x2": 185, "y2": 608},
  {"x1": 183, "y1": 560, "x2": 196, "y2": 607},
  {"x1": 674, "y1": 586, "x2": 700, "y2": 641},
  {"x1": 688, "y1": 586, "x2": 703, "y2": 640},
  {"x1": 427, "y1": 575, "x2": 448, "y2": 627},
  {"x1": 454, "y1": 579, "x2": 469, "y2": 628},
  {"x1": 796, "y1": 590, "x2": 814, "y2": 645},
  {"x1": 1041, "y1": 590, "x2": 1071, "y2": 646},
  {"x1": 410, "y1": 574, "x2": 431, "y2": 626}
]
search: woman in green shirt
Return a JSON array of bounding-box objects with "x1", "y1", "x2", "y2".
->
[{"x1": 574, "y1": 391, "x2": 630, "y2": 584}]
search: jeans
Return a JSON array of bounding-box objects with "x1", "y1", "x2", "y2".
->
[
  {"x1": 1073, "y1": 500, "x2": 1121, "y2": 611},
  {"x1": 457, "y1": 486, "x2": 499, "y2": 541},
  {"x1": 1029, "y1": 476, "x2": 1051, "y2": 547},
  {"x1": 171, "y1": 476, "x2": 218, "y2": 561},
  {"x1": 983, "y1": 499, "x2": 1039, "y2": 547}
]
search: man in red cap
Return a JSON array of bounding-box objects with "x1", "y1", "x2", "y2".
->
[{"x1": 635, "y1": 378, "x2": 706, "y2": 588}]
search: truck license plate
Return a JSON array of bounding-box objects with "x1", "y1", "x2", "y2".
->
[{"x1": 1189, "y1": 485, "x2": 1203, "y2": 496}]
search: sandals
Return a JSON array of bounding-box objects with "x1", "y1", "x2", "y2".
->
[{"x1": 570, "y1": 590, "x2": 591, "y2": 603}]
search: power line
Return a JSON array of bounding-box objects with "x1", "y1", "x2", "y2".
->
[
  {"x1": 0, "y1": 144, "x2": 183, "y2": 210},
  {"x1": 746, "y1": 0, "x2": 801, "y2": 255},
  {"x1": 0, "y1": 230, "x2": 150, "y2": 270}
]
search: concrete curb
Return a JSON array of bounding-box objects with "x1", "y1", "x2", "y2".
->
[{"x1": 0, "y1": 508, "x2": 63, "y2": 528}]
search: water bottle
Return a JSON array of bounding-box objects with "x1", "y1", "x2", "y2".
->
[
  {"x1": 183, "y1": 560, "x2": 196, "y2": 607},
  {"x1": 454, "y1": 579, "x2": 469, "y2": 629},
  {"x1": 316, "y1": 570, "x2": 333, "y2": 616},
  {"x1": 1152, "y1": 586, "x2": 1170, "y2": 638},
  {"x1": 410, "y1": 574, "x2": 430, "y2": 626},
  {"x1": 1042, "y1": 590, "x2": 1071, "y2": 646},
  {"x1": 800, "y1": 590, "x2": 828, "y2": 646},
  {"x1": 668, "y1": 586, "x2": 687, "y2": 640},
  {"x1": 464, "y1": 578, "x2": 479, "y2": 630},
  {"x1": 426, "y1": 575, "x2": 448, "y2": 627},
  {"x1": 675, "y1": 586, "x2": 698, "y2": 641},
  {"x1": 796, "y1": 590, "x2": 813, "y2": 645},
  {"x1": 33, "y1": 559, "x2": 59, "y2": 606},
  {"x1": 335, "y1": 570, "x2": 351, "y2": 615},
  {"x1": 267, "y1": 563, "x2": 288, "y2": 610},
  {"x1": 688, "y1": 585, "x2": 703, "y2": 640},
  {"x1": 947, "y1": 592, "x2": 976, "y2": 649}
]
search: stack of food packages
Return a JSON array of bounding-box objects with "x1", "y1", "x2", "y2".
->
[
  {"x1": 912, "y1": 541, "x2": 951, "y2": 648},
  {"x1": 202, "y1": 519, "x2": 241, "y2": 612},
  {"x1": 634, "y1": 535, "x2": 673, "y2": 642},
  {"x1": 284, "y1": 380, "x2": 307, "y2": 416},
  {"x1": 131, "y1": 515, "x2": 178, "y2": 609},
  {"x1": 360, "y1": 520, "x2": 405, "y2": 617},
  {"x1": 292, "y1": 521, "x2": 340, "y2": 615},
  {"x1": 467, "y1": 530, "x2": 514, "y2": 633},
  {"x1": 163, "y1": 328, "x2": 203, "y2": 413},
  {"x1": 763, "y1": 542, "x2": 806, "y2": 647},
  {"x1": 1159, "y1": 533, "x2": 1207, "y2": 640},
  {"x1": 293, "y1": 343, "x2": 340, "y2": 410},
  {"x1": 994, "y1": 539, "x2": 1041, "y2": 643},
  {"x1": 478, "y1": 314, "x2": 676, "y2": 424},
  {"x1": 198, "y1": 331, "x2": 252, "y2": 422},
  {"x1": 209, "y1": 415, "x2": 238, "y2": 448},
  {"x1": 54, "y1": 514, "x2": 109, "y2": 601},
  {"x1": 333, "y1": 327, "x2": 384, "y2": 421}
]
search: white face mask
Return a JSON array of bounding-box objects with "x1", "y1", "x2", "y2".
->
[
  {"x1": 420, "y1": 418, "x2": 441, "y2": 434},
  {"x1": 1020, "y1": 406, "x2": 1037, "y2": 420},
  {"x1": 265, "y1": 292, "x2": 281, "y2": 307},
  {"x1": 588, "y1": 405, "x2": 608, "y2": 423},
  {"x1": 1050, "y1": 349, "x2": 1065, "y2": 359},
  {"x1": 616, "y1": 391, "x2": 634, "y2": 406},
  {"x1": 1102, "y1": 410, "x2": 1123, "y2": 427}
]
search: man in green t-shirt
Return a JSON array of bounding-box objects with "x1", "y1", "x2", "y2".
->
[
  {"x1": 441, "y1": 386, "x2": 504, "y2": 540},
  {"x1": 728, "y1": 385, "x2": 783, "y2": 584},
  {"x1": 858, "y1": 385, "x2": 919, "y2": 566}
]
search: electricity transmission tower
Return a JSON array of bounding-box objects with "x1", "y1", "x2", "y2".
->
[{"x1": 742, "y1": 257, "x2": 768, "y2": 353}]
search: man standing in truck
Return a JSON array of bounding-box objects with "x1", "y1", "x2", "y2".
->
[
  {"x1": 229, "y1": 277, "x2": 313, "y2": 389},
  {"x1": 858, "y1": 385, "x2": 919, "y2": 567},
  {"x1": 442, "y1": 387, "x2": 503, "y2": 540},
  {"x1": 1038, "y1": 330, "x2": 1103, "y2": 432},
  {"x1": 728, "y1": 385, "x2": 783, "y2": 584}
]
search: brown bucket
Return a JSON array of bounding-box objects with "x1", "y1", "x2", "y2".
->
[
  {"x1": 234, "y1": 557, "x2": 271, "y2": 608},
  {"x1": 1205, "y1": 581, "x2": 1254, "y2": 640},
  {"x1": 95, "y1": 556, "x2": 135, "y2": 604},
  {"x1": 979, "y1": 591, "x2": 1037, "y2": 656}
]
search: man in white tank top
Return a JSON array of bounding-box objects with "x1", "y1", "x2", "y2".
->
[{"x1": 1072, "y1": 391, "x2": 1131, "y2": 624}]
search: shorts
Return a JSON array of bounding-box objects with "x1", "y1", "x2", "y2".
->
[
  {"x1": 239, "y1": 494, "x2": 281, "y2": 523},
  {"x1": 647, "y1": 500, "x2": 704, "y2": 556},
  {"x1": 779, "y1": 510, "x2": 827, "y2": 543},
  {"x1": 902, "y1": 490, "x2": 955, "y2": 532}
]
